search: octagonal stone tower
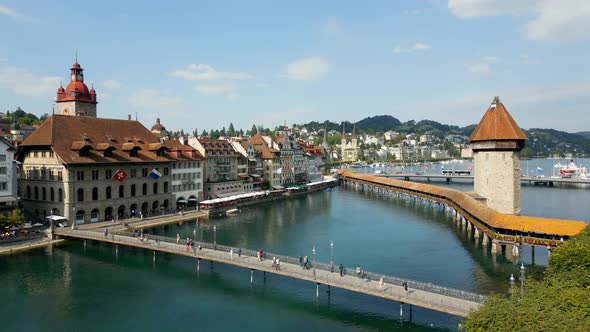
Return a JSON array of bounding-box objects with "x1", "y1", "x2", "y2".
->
[{"x1": 469, "y1": 97, "x2": 527, "y2": 215}]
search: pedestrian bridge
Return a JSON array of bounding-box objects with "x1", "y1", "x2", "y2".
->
[
  {"x1": 338, "y1": 170, "x2": 587, "y2": 254},
  {"x1": 53, "y1": 228, "x2": 485, "y2": 318}
]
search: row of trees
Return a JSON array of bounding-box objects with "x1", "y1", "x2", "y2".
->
[
  {"x1": 465, "y1": 225, "x2": 590, "y2": 331},
  {"x1": 3, "y1": 107, "x2": 49, "y2": 126},
  {"x1": 0, "y1": 209, "x2": 26, "y2": 228}
]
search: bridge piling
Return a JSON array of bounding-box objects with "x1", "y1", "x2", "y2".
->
[
  {"x1": 400, "y1": 302, "x2": 404, "y2": 318},
  {"x1": 84, "y1": 240, "x2": 86, "y2": 252},
  {"x1": 197, "y1": 258, "x2": 200, "y2": 272},
  {"x1": 316, "y1": 283, "x2": 320, "y2": 299},
  {"x1": 482, "y1": 234, "x2": 489, "y2": 246},
  {"x1": 153, "y1": 251, "x2": 156, "y2": 263},
  {"x1": 511, "y1": 244, "x2": 520, "y2": 257},
  {"x1": 491, "y1": 240, "x2": 499, "y2": 254},
  {"x1": 251, "y1": 269, "x2": 254, "y2": 284}
]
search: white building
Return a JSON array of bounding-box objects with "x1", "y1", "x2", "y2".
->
[
  {"x1": 0, "y1": 137, "x2": 17, "y2": 208},
  {"x1": 165, "y1": 139, "x2": 204, "y2": 209}
]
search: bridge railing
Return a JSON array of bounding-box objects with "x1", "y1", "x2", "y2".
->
[{"x1": 60, "y1": 229, "x2": 486, "y2": 304}]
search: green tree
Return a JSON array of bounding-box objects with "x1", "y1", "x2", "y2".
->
[
  {"x1": 227, "y1": 123, "x2": 236, "y2": 137},
  {"x1": 201, "y1": 129, "x2": 209, "y2": 137},
  {"x1": 250, "y1": 124, "x2": 258, "y2": 136}
]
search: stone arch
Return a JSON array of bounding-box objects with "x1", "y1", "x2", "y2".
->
[
  {"x1": 51, "y1": 208, "x2": 60, "y2": 216},
  {"x1": 105, "y1": 207, "x2": 113, "y2": 221},
  {"x1": 141, "y1": 202, "x2": 148, "y2": 214},
  {"x1": 117, "y1": 205, "x2": 125, "y2": 218},
  {"x1": 130, "y1": 203, "x2": 137, "y2": 217},
  {"x1": 163, "y1": 199, "x2": 169, "y2": 210},
  {"x1": 90, "y1": 208, "x2": 99, "y2": 222},
  {"x1": 75, "y1": 210, "x2": 85, "y2": 224},
  {"x1": 152, "y1": 201, "x2": 159, "y2": 213}
]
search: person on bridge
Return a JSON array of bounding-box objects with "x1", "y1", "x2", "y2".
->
[
  {"x1": 339, "y1": 264, "x2": 344, "y2": 276},
  {"x1": 104, "y1": 228, "x2": 108, "y2": 237},
  {"x1": 403, "y1": 281, "x2": 408, "y2": 291},
  {"x1": 275, "y1": 258, "x2": 280, "y2": 271},
  {"x1": 230, "y1": 247, "x2": 234, "y2": 259},
  {"x1": 176, "y1": 234, "x2": 180, "y2": 245},
  {"x1": 379, "y1": 276, "x2": 384, "y2": 290},
  {"x1": 356, "y1": 265, "x2": 361, "y2": 277},
  {"x1": 237, "y1": 248, "x2": 242, "y2": 257}
]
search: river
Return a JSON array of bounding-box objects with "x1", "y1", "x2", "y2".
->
[{"x1": 1, "y1": 160, "x2": 588, "y2": 331}]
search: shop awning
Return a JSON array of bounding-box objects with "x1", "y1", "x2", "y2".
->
[
  {"x1": 238, "y1": 174, "x2": 250, "y2": 179},
  {"x1": 216, "y1": 191, "x2": 246, "y2": 198},
  {"x1": 176, "y1": 199, "x2": 188, "y2": 204},
  {"x1": 188, "y1": 198, "x2": 198, "y2": 202},
  {"x1": 250, "y1": 174, "x2": 261, "y2": 178},
  {"x1": 272, "y1": 185, "x2": 284, "y2": 190}
]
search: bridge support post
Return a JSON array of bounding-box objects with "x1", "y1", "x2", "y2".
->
[
  {"x1": 400, "y1": 302, "x2": 404, "y2": 318},
  {"x1": 409, "y1": 304, "x2": 413, "y2": 321},
  {"x1": 473, "y1": 227, "x2": 480, "y2": 239},
  {"x1": 197, "y1": 258, "x2": 200, "y2": 272},
  {"x1": 153, "y1": 251, "x2": 156, "y2": 263},
  {"x1": 84, "y1": 240, "x2": 86, "y2": 252},
  {"x1": 264, "y1": 271, "x2": 266, "y2": 281},
  {"x1": 511, "y1": 244, "x2": 520, "y2": 257},
  {"x1": 491, "y1": 240, "x2": 499, "y2": 254},
  {"x1": 482, "y1": 234, "x2": 489, "y2": 246},
  {"x1": 115, "y1": 244, "x2": 118, "y2": 256},
  {"x1": 316, "y1": 283, "x2": 320, "y2": 299},
  {"x1": 251, "y1": 269, "x2": 254, "y2": 284},
  {"x1": 467, "y1": 221, "x2": 472, "y2": 232}
]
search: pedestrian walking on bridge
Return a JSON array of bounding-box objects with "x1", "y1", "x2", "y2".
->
[{"x1": 339, "y1": 264, "x2": 344, "y2": 276}]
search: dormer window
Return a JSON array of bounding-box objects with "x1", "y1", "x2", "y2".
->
[
  {"x1": 79, "y1": 145, "x2": 92, "y2": 157},
  {"x1": 129, "y1": 146, "x2": 141, "y2": 157},
  {"x1": 104, "y1": 147, "x2": 114, "y2": 157},
  {"x1": 176, "y1": 151, "x2": 182, "y2": 158}
]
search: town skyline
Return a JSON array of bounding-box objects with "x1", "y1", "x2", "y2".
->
[{"x1": 1, "y1": 0, "x2": 589, "y2": 132}]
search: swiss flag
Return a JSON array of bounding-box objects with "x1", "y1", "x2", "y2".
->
[{"x1": 113, "y1": 169, "x2": 128, "y2": 182}]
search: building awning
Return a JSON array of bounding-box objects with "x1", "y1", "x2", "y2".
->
[
  {"x1": 272, "y1": 185, "x2": 284, "y2": 190},
  {"x1": 188, "y1": 198, "x2": 198, "y2": 202},
  {"x1": 238, "y1": 173, "x2": 250, "y2": 179},
  {"x1": 0, "y1": 196, "x2": 17, "y2": 203},
  {"x1": 177, "y1": 199, "x2": 188, "y2": 204},
  {"x1": 216, "y1": 191, "x2": 246, "y2": 198},
  {"x1": 250, "y1": 174, "x2": 261, "y2": 178}
]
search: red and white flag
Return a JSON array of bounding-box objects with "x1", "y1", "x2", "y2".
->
[{"x1": 113, "y1": 169, "x2": 128, "y2": 182}]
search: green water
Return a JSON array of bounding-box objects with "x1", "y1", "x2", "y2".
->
[{"x1": 2, "y1": 185, "x2": 587, "y2": 331}]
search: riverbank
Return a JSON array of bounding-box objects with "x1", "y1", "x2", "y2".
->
[{"x1": 0, "y1": 237, "x2": 64, "y2": 255}]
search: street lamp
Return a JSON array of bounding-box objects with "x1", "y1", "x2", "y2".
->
[
  {"x1": 312, "y1": 245, "x2": 316, "y2": 270},
  {"x1": 509, "y1": 273, "x2": 515, "y2": 297},
  {"x1": 213, "y1": 225, "x2": 217, "y2": 250},
  {"x1": 330, "y1": 241, "x2": 334, "y2": 272},
  {"x1": 520, "y1": 263, "x2": 526, "y2": 295}
]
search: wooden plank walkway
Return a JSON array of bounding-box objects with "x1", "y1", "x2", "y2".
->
[
  {"x1": 376, "y1": 173, "x2": 590, "y2": 186},
  {"x1": 54, "y1": 228, "x2": 484, "y2": 318}
]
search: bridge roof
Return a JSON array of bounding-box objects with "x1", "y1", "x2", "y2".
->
[
  {"x1": 341, "y1": 171, "x2": 586, "y2": 237},
  {"x1": 469, "y1": 97, "x2": 527, "y2": 142}
]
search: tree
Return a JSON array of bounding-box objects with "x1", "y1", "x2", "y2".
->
[
  {"x1": 201, "y1": 129, "x2": 209, "y2": 137},
  {"x1": 250, "y1": 124, "x2": 258, "y2": 136},
  {"x1": 227, "y1": 123, "x2": 236, "y2": 137},
  {"x1": 220, "y1": 126, "x2": 226, "y2": 137},
  {"x1": 0, "y1": 208, "x2": 26, "y2": 228}
]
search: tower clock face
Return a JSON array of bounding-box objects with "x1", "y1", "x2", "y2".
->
[{"x1": 77, "y1": 74, "x2": 82, "y2": 80}]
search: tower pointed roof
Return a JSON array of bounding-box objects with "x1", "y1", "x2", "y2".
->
[{"x1": 469, "y1": 97, "x2": 527, "y2": 142}]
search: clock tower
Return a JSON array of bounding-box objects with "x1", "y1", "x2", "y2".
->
[{"x1": 56, "y1": 60, "x2": 97, "y2": 117}]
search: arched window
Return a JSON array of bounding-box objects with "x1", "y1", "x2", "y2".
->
[
  {"x1": 92, "y1": 187, "x2": 98, "y2": 201},
  {"x1": 153, "y1": 182, "x2": 158, "y2": 194},
  {"x1": 58, "y1": 188, "x2": 63, "y2": 202},
  {"x1": 119, "y1": 185, "x2": 124, "y2": 198},
  {"x1": 50, "y1": 188, "x2": 55, "y2": 201},
  {"x1": 34, "y1": 186, "x2": 39, "y2": 200},
  {"x1": 163, "y1": 181, "x2": 168, "y2": 193},
  {"x1": 77, "y1": 188, "x2": 84, "y2": 202},
  {"x1": 142, "y1": 183, "x2": 147, "y2": 195},
  {"x1": 131, "y1": 184, "x2": 136, "y2": 197},
  {"x1": 42, "y1": 187, "x2": 46, "y2": 201},
  {"x1": 27, "y1": 186, "x2": 31, "y2": 199},
  {"x1": 106, "y1": 186, "x2": 112, "y2": 199}
]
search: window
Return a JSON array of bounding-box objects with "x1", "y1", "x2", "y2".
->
[
  {"x1": 42, "y1": 187, "x2": 46, "y2": 200},
  {"x1": 105, "y1": 170, "x2": 112, "y2": 180},
  {"x1": 34, "y1": 186, "x2": 39, "y2": 200},
  {"x1": 92, "y1": 170, "x2": 99, "y2": 180},
  {"x1": 131, "y1": 184, "x2": 136, "y2": 196},
  {"x1": 42, "y1": 151, "x2": 46, "y2": 158},
  {"x1": 33, "y1": 151, "x2": 38, "y2": 158},
  {"x1": 153, "y1": 182, "x2": 158, "y2": 194},
  {"x1": 164, "y1": 168, "x2": 169, "y2": 176},
  {"x1": 50, "y1": 188, "x2": 55, "y2": 201},
  {"x1": 76, "y1": 171, "x2": 84, "y2": 181},
  {"x1": 0, "y1": 182, "x2": 7, "y2": 191},
  {"x1": 142, "y1": 183, "x2": 147, "y2": 195},
  {"x1": 58, "y1": 188, "x2": 63, "y2": 202},
  {"x1": 0, "y1": 155, "x2": 5, "y2": 161},
  {"x1": 27, "y1": 186, "x2": 31, "y2": 199},
  {"x1": 49, "y1": 151, "x2": 54, "y2": 158},
  {"x1": 142, "y1": 168, "x2": 148, "y2": 177},
  {"x1": 106, "y1": 186, "x2": 112, "y2": 199},
  {"x1": 130, "y1": 169, "x2": 137, "y2": 178},
  {"x1": 130, "y1": 147, "x2": 139, "y2": 157},
  {"x1": 0, "y1": 167, "x2": 6, "y2": 174},
  {"x1": 119, "y1": 185, "x2": 124, "y2": 198},
  {"x1": 57, "y1": 171, "x2": 63, "y2": 180},
  {"x1": 77, "y1": 188, "x2": 84, "y2": 202},
  {"x1": 92, "y1": 187, "x2": 98, "y2": 200},
  {"x1": 163, "y1": 182, "x2": 168, "y2": 193}
]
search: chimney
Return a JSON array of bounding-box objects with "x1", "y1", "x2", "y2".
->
[{"x1": 128, "y1": 114, "x2": 131, "y2": 120}]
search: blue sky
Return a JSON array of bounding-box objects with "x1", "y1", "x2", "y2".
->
[{"x1": 1, "y1": 0, "x2": 589, "y2": 133}]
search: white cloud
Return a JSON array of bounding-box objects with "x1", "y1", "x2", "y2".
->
[
  {"x1": 447, "y1": 0, "x2": 590, "y2": 41},
  {"x1": 404, "y1": 9, "x2": 422, "y2": 15},
  {"x1": 285, "y1": 57, "x2": 329, "y2": 81},
  {"x1": 103, "y1": 79, "x2": 126, "y2": 89},
  {"x1": 412, "y1": 43, "x2": 431, "y2": 50},
  {"x1": 321, "y1": 20, "x2": 343, "y2": 35},
  {"x1": 194, "y1": 84, "x2": 237, "y2": 100},
  {"x1": 0, "y1": 66, "x2": 60, "y2": 97},
  {"x1": 447, "y1": 0, "x2": 538, "y2": 18},
  {"x1": 525, "y1": 0, "x2": 590, "y2": 41},
  {"x1": 392, "y1": 43, "x2": 431, "y2": 54},
  {"x1": 464, "y1": 61, "x2": 492, "y2": 74},
  {"x1": 128, "y1": 89, "x2": 183, "y2": 108},
  {"x1": 0, "y1": 5, "x2": 35, "y2": 22},
  {"x1": 171, "y1": 64, "x2": 252, "y2": 80}
]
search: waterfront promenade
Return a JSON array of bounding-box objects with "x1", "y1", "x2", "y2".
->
[{"x1": 53, "y1": 227, "x2": 485, "y2": 318}]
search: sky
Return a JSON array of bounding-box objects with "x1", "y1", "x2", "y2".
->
[{"x1": 0, "y1": 0, "x2": 589, "y2": 133}]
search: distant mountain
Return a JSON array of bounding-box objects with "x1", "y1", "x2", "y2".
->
[{"x1": 296, "y1": 115, "x2": 590, "y2": 157}]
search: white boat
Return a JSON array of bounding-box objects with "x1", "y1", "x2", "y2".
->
[
  {"x1": 226, "y1": 208, "x2": 239, "y2": 215},
  {"x1": 553, "y1": 160, "x2": 588, "y2": 179}
]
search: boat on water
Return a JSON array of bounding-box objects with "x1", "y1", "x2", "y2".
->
[
  {"x1": 226, "y1": 208, "x2": 239, "y2": 215},
  {"x1": 553, "y1": 160, "x2": 589, "y2": 179},
  {"x1": 349, "y1": 161, "x2": 367, "y2": 168}
]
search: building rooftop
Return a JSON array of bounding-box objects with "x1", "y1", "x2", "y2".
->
[{"x1": 469, "y1": 97, "x2": 527, "y2": 142}]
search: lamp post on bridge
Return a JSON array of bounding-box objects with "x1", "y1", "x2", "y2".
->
[
  {"x1": 330, "y1": 240, "x2": 334, "y2": 272},
  {"x1": 509, "y1": 274, "x2": 515, "y2": 298},
  {"x1": 312, "y1": 245, "x2": 316, "y2": 273},
  {"x1": 519, "y1": 263, "x2": 526, "y2": 295},
  {"x1": 213, "y1": 225, "x2": 217, "y2": 250}
]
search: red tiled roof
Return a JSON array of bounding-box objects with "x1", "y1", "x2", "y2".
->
[
  {"x1": 164, "y1": 139, "x2": 204, "y2": 160},
  {"x1": 18, "y1": 115, "x2": 179, "y2": 164},
  {"x1": 469, "y1": 97, "x2": 527, "y2": 142},
  {"x1": 251, "y1": 133, "x2": 279, "y2": 159}
]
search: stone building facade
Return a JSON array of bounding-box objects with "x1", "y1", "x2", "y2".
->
[{"x1": 0, "y1": 137, "x2": 17, "y2": 208}]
